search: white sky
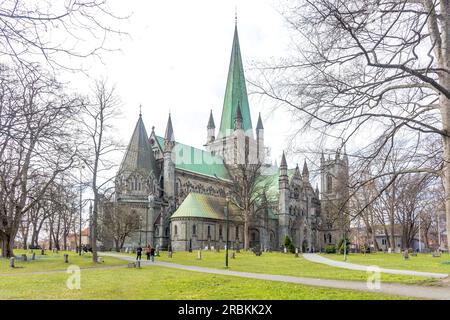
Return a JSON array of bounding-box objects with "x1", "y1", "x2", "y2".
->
[{"x1": 66, "y1": 0, "x2": 307, "y2": 171}]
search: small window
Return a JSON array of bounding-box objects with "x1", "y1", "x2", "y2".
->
[
  {"x1": 327, "y1": 174, "x2": 333, "y2": 193},
  {"x1": 207, "y1": 225, "x2": 211, "y2": 237},
  {"x1": 219, "y1": 225, "x2": 222, "y2": 237},
  {"x1": 192, "y1": 225, "x2": 196, "y2": 235},
  {"x1": 235, "y1": 226, "x2": 239, "y2": 239}
]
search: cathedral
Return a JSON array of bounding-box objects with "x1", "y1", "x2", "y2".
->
[{"x1": 102, "y1": 22, "x2": 349, "y2": 252}]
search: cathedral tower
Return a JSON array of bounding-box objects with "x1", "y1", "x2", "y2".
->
[{"x1": 278, "y1": 152, "x2": 289, "y2": 246}]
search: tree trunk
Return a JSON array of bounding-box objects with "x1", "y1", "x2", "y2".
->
[{"x1": 244, "y1": 213, "x2": 249, "y2": 250}]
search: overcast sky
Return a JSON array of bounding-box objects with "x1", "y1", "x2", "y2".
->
[{"x1": 67, "y1": 0, "x2": 309, "y2": 167}]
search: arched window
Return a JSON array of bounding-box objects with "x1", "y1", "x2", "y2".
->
[
  {"x1": 174, "y1": 225, "x2": 178, "y2": 235},
  {"x1": 207, "y1": 225, "x2": 211, "y2": 237},
  {"x1": 327, "y1": 174, "x2": 333, "y2": 193},
  {"x1": 219, "y1": 225, "x2": 223, "y2": 237},
  {"x1": 328, "y1": 234, "x2": 332, "y2": 243},
  {"x1": 324, "y1": 234, "x2": 327, "y2": 242},
  {"x1": 192, "y1": 224, "x2": 196, "y2": 235}
]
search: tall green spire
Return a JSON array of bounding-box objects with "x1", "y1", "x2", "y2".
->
[{"x1": 217, "y1": 25, "x2": 253, "y2": 138}]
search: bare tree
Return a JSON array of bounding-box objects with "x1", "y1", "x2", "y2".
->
[
  {"x1": 253, "y1": 0, "x2": 450, "y2": 248},
  {"x1": 80, "y1": 79, "x2": 121, "y2": 262},
  {"x1": 224, "y1": 162, "x2": 270, "y2": 250},
  {"x1": 0, "y1": 65, "x2": 81, "y2": 257},
  {"x1": 0, "y1": 0, "x2": 127, "y2": 71}
]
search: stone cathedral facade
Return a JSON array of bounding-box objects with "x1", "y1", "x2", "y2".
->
[{"x1": 101, "y1": 23, "x2": 349, "y2": 252}]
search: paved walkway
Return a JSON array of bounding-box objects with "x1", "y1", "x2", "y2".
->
[
  {"x1": 100, "y1": 252, "x2": 450, "y2": 300},
  {"x1": 303, "y1": 254, "x2": 449, "y2": 279}
]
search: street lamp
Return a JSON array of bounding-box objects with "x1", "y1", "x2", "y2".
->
[
  {"x1": 225, "y1": 195, "x2": 230, "y2": 269},
  {"x1": 79, "y1": 165, "x2": 85, "y2": 256}
]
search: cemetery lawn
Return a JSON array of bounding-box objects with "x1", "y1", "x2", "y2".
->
[
  {"x1": 324, "y1": 253, "x2": 450, "y2": 274},
  {"x1": 0, "y1": 250, "x2": 125, "y2": 274},
  {"x1": 113, "y1": 251, "x2": 435, "y2": 285},
  {"x1": 0, "y1": 264, "x2": 412, "y2": 300}
]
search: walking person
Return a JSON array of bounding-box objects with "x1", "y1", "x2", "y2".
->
[
  {"x1": 145, "y1": 245, "x2": 151, "y2": 260},
  {"x1": 136, "y1": 245, "x2": 142, "y2": 261},
  {"x1": 150, "y1": 245, "x2": 155, "y2": 262}
]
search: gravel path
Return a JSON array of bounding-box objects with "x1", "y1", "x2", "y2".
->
[{"x1": 303, "y1": 253, "x2": 448, "y2": 278}]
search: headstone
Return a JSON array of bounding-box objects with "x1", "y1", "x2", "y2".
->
[
  {"x1": 231, "y1": 251, "x2": 235, "y2": 259},
  {"x1": 403, "y1": 250, "x2": 409, "y2": 260},
  {"x1": 41, "y1": 249, "x2": 45, "y2": 255},
  {"x1": 128, "y1": 262, "x2": 136, "y2": 268},
  {"x1": 197, "y1": 250, "x2": 202, "y2": 260},
  {"x1": 388, "y1": 248, "x2": 392, "y2": 254},
  {"x1": 97, "y1": 257, "x2": 103, "y2": 263},
  {"x1": 31, "y1": 252, "x2": 35, "y2": 260},
  {"x1": 168, "y1": 251, "x2": 173, "y2": 258},
  {"x1": 9, "y1": 257, "x2": 15, "y2": 268},
  {"x1": 125, "y1": 247, "x2": 129, "y2": 253},
  {"x1": 295, "y1": 248, "x2": 299, "y2": 258},
  {"x1": 211, "y1": 246, "x2": 214, "y2": 251},
  {"x1": 284, "y1": 247, "x2": 287, "y2": 254},
  {"x1": 432, "y1": 250, "x2": 441, "y2": 258},
  {"x1": 64, "y1": 254, "x2": 69, "y2": 263},
  {"x1": 21, "y1": 254, "x2": 27, "y2": 262}
]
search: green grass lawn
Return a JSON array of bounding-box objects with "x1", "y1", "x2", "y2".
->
[
  {"x1": 112, "y1": 250, "x2": 434, "y2": 285},
  {"x1": 0, "y1": 264, "x2": 412, "y2": 300},
  {"x1": 0, "y1": 249, "x2": 126, "y2": 274},
  {"x1": 324, "y1": 252, "x2": 450, "y2": 274}
]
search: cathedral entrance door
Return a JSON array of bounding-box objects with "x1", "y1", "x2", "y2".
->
[{"x1": 249, "y1": 228, "x2": 260, "y2": 249}]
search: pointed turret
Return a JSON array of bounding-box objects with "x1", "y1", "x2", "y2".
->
[
  {"x1": 163, "y1": 113, "x2": 176, "y2": 200},
  {"x1": 294, "y1": 163, "x2": 301, "y2": 176},
  {"x1": 280, "y1": 151, "x2": 287, "y2": 169},
  {"x1": 119, "y1": 113, "x2": 159, "y2": 176},
  {"x1": 206, "y1": 110, "x2": 215, "y2": 144},
  {"x1": 302, "y1": 160, "x2": 310, "y2": 181},
  {"x1": 256, "y1": 113, "x2": 264, "y2": 130},
  {"x1": 233, "y1": 102, "x2": 243, "y2": 130},
  {"x1": 218, "y1": 24, "x2": 253, "y2": 138},
  {"x1": 164, "y1": 113, "x2": 175, "y2": 151}
]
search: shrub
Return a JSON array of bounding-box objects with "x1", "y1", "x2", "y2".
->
[
  {"x1": 325, "y1": 245, "x2": 336, "y2": 254},
  {"x1": 284, "y1": 236, "x2": 296, "y2": 253}
]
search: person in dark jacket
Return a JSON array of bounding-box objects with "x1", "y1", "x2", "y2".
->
[
  {"x1": 150, "y1": 246, "x2": 155, "y2": 262},
  {"x1": 136, "y1": 246, "x2": 142, "y2": 260}
]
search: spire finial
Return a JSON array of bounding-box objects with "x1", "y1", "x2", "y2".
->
[
  {"x1": 235, "y1": 6, "x2": 237, "y2": 26},
  {"x1": 139, "y1": 104, "x2": 142, "y2": 116}
]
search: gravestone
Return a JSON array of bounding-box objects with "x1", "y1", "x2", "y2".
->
[
  {"x1": 432, "y1": 250, "x2": 441, "y2": 258},
  {"x1": 197, "y1": 250, "x2": 202, "y2": 260},
  {"x1": 64, "y1": 254, "x2": 69, "y2": 263},
  {"x1": 295, "y1": 248, "x2": 299, "y2": 258},
  {"x1": 231, "y1": 251, "x2": 235, "y2": 259},
  {"x1": 31, "y1": 252, "x2": 35, "y2": 261},
  {"x1": 395, "y1": 247, "x2": 401, "y2": 254},
  {"x1": 9, "y1": 257, "x2": 15, "y2": 268},
  {"x1": 128, "y1": 262, "x2": 136, "y2": 268},
  {"x1": 21, "y1": 254, "x2": 27, "y2": 262},
  {"x1": 403, "y1": 250, "x2": 409, "y2": 260},
  {"x1": 168, "y1": 251, "x2": 173, "y2": 258},
  {"x1": 125, "y1": 247, "x2": 129, "y2": 253},
  {"x1": 97, "y1": 257, "x2": 103, "y2": 263},
  {"x1": 388, "y1": 248, "x2": 392, "y2": 254},
  {"x1": 284, "y1": 247, "x2": 287, "y2": 254},
  {"x1": 41, "y1": 249, "x2": 45, "y2": 255}
]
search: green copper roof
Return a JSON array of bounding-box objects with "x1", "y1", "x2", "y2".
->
[
  {"x1": 218, "y1": 25, "x2": 253, "y2": 138},
  {"x1": 171, "y1": 193, "x2": 242, "y2": 220},
  {"x1": 120, "y1": 115, "x2": 159, "y2": 176},
  {"x1": 156, "y1": 136, "x2": 230, "y2": 181},
  {"x1": 257, "y1": 169, "x2": 294, "y2": 202}
]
